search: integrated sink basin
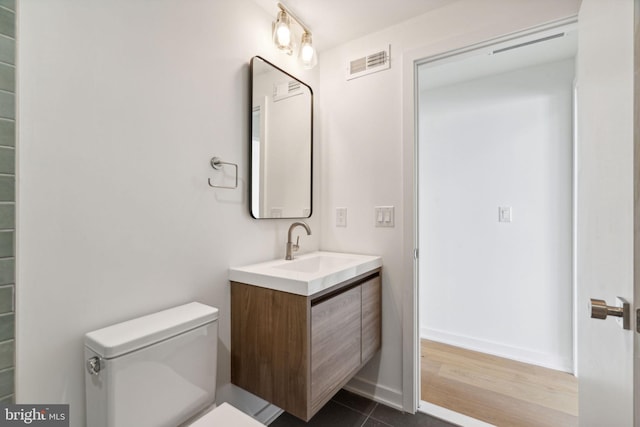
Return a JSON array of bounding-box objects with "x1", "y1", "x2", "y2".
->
[
  {"x1": 272, "y1": 254, "x2": 358, "y2": 274},
  {"x1": 229, "y1": 251, "x2": 382, "y2": 296}
]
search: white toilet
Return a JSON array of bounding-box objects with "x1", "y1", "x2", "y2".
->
[{"x1": 84, "y1": 302, "x2": 264, "y2": 427}]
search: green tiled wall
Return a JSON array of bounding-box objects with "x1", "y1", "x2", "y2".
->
[{"x1": 0, "y1": 0, "x2": 14, "y2": 404}]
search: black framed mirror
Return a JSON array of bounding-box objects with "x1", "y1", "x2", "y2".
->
[{"x1": 250, "y1": 56, "x2": 313, "y2": 219}]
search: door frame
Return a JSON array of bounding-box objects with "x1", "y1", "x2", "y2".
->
[
  {"x1": 635, "y1": 2, "x2": 640, "y2": 424},
  {"x1": 400, "y1": 16, "x2": 579, "y2": 421}
]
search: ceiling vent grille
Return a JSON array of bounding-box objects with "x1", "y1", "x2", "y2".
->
[{"x1": 346, "y1": 45, "x2": 391, "y2": 81}]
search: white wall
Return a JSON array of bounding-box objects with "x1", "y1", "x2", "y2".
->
[
  {"x1": 17, "y1": 1, "x2": 319, "y2": 425},
  {"x1": 419, "y1": 59, "x2": 575, "y2": 371},
  {"x1": 318, "y1": 0, "x2": 579, "y2": 409}
]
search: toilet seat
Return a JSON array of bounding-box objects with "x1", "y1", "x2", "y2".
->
[{"x1": 189, "y1": 403, "x2": 265, "y2": 426}]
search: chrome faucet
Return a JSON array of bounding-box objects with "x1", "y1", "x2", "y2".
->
[{"x1": 286, "y1": 221, "x2": 312, "y2": 260}]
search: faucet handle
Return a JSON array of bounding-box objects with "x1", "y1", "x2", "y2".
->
[{"x1": 293, "y1": 236, "x2": 300, "y2": 252}]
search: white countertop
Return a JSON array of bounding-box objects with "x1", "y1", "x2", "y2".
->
[{"x1": 228, "y1": 251, "x2": 382, "y2": 296}]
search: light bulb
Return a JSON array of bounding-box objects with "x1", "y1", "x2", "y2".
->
[
  {"x1": 301, "y1": 44, "x2": 313, "y2": 62},
  {"x1": 298, "y1": 32, "x2": 316, "y2": 69},
  {"x1": 276, "y1": 25, "x2": 291, "y2": 47},
  {"x1": 273, "y1": 10, "x2": 292, "y2": 54}
]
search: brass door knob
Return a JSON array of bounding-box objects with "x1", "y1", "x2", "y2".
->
[{"x1": 589, "y1": 297, "x2": 630, "y2": 330}]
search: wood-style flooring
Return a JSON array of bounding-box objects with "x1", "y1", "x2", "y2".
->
[{"x1": 421, "y1": 340, "x2": 578, "y2": 427}]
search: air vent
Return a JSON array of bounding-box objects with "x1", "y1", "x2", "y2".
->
[
  {"x1": 288, "y1": 81, "x2": 301, "y2": 92},
  {"x1": 346, "y1": 45, "x2": 391, "y2": 81},
  {"x1": 273, "y1": 80, "x2": 303, "y2": 102}
]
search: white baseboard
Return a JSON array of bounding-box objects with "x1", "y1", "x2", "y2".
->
[
  {"x1": 343, "y1": 375, "x2": 404, "y2": 411},
  {"x1": 420, "y1": 327, "x2": 573, "y2": 372}
]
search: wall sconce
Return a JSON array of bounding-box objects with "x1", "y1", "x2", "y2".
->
[{"x1": 272, "y1": 2, "x2": 317, "y2": 69}]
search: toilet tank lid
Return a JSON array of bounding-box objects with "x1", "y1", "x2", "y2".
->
[{"x1": 84, "y1": 302, "x2": 219, "y2": 359}]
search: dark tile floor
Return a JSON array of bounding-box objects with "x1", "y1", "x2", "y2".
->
[{"x1": 269, "y1": 390, "x2": 458, "y2": 427}]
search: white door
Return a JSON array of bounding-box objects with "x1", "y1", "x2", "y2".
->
[{"x1": 576, "y1": 0, "x2": 638, "y2": 426}]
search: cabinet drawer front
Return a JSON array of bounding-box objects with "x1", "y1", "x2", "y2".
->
[
  {"x1": 310, "y1": 285, "x2": 361, "y2": 409},
  {"x1": 362, "y1": 276, "x2": 382, "y2": 362}
]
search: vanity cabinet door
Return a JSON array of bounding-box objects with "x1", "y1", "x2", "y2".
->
[
  {"x1": 310, "y1": 285, "x2": 362, "y2": 412},
  {"x1": 361, "y1": 276, "x2": 382, "y2": 363}
]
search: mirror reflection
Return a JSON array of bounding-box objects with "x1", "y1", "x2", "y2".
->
[{"x1": 250, "y1": 56, "x2": 313, "y2": 219}]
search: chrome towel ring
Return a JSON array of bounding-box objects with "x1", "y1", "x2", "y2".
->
[{"x1": 208, "y1": 157, "x2": 238, "y2": 189}]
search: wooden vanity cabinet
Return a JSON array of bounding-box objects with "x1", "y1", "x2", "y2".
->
[{"x1": 230, "y1": 268, "x2": 382, "y2": 421}]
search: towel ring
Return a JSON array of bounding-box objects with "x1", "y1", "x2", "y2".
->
[{"x1": 208, "y1": 157, "x2": 238, "y2": 189}]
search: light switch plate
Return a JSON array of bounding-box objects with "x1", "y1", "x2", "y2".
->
[
  {"x1": 498, "y1": 206, "x2": 512, "y2": 223},
  {"x1": 375, "y1": 206, "x2": 394, "y2": 227},
  {"x1": 336, "y1": 207, "x2": 347, "y2": 227}
]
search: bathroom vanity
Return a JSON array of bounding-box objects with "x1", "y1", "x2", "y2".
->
[{"x1": 229, "y1": 252, "x2": 382, "y2": 421}]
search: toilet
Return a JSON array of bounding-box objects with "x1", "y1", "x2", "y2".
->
[{"x1": 84, "y1": 302, "x2": 264, "y2": 427}]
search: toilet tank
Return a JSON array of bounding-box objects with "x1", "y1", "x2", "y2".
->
[{"x1": 84, "y1": 302, "x2": 219, "y2": 427}]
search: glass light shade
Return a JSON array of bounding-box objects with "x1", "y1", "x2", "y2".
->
[
  {"x1": 298, "y1": 32, "x2": 317, "y2": 69},
  {"x1": 273, "y1": 10, "x2": 293, "y2": 54}
]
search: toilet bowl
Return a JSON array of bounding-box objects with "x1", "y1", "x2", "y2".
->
[{"x1": 84, "y1": 302, "x2": 264, "y2": 427}]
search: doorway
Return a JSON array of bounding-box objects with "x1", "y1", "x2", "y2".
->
[{"x1": 416, "y1": 24, "x2": 578, "y2": 426}]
